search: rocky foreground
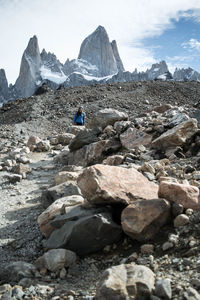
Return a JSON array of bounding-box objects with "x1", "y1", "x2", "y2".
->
[{"x1": 0, "y1": 81, "x2": 200, "y2": 299}]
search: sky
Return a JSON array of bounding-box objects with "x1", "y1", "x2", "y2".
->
[{"x1": 1, "y1": 0, "x2": 200, "y2": 83}]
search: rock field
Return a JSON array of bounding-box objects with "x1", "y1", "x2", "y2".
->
[{"x1": 0, "y1": 81, "x2": 200, "y2": 299}]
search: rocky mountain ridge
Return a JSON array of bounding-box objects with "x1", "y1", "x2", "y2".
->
[{"x1": 1, "y1": 26, "x2": 200, "y2": 105}]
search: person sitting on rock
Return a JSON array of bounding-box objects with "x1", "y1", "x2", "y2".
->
[{"x1": 73, "y1": 106, "x2": 85, "y2": 126}]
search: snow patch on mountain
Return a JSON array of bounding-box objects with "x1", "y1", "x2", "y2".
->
[
  {"x1": 40, "y1": 66, "x2": 67, "y2": 84},
  {"x1": 73, "y1": 72, "x2": 115, "y2": 82}
]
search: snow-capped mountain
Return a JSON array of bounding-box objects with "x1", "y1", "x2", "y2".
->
[
  {"x1": 78, "y1": 25, "x2": 120, "y2": 77},
  {"x1": 173, "y1": 67, "x2": 200, "y2": 81},
  {"x1": 63, "y1": 58, "x2": 100, "y2": 77},
  {"x1": 146, "y1": 61, "x2": 170, "y2": 80},
  {"x1": 41, "y1": 49, "x2": 63, "y2": 74},
  {"x1": 1, "y1": 25, "x2": 200, "y2": 104}
]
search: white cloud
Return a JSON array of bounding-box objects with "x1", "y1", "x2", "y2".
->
[
  {"x1": 1, "y1": 0, "x2": 200, "y2": 83},
  {"x1": 182, "y1": 38, "x2": 200, "y2": 51}
]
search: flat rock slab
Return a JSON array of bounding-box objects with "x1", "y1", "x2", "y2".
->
[{"x1": 77, "y1": 164, "x2": 158, "y2": 205}]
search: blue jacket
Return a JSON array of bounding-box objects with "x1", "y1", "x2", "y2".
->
[{"x1": 73, "y1": 112, "x2": 85, "y2": 125}]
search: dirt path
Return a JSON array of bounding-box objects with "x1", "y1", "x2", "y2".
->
[{"x1": 0, "y1": 151, "x2": 59, "y2": 268}]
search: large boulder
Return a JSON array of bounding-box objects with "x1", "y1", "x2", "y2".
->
[
  {"x1": 96, "y1": 264, "x2": 155, "y2": 300},
  {"x1": 35, "y1": 249, "x2": 76, "y2": 272},
  {"x1": 38, "y1": 195, "x2": 85, "y2": 237},
  {"x1": 121, "y1": 199, "x2": 171, "y2": 241},
  {"x1": 120, "y1": 127, "x2": 152, "y2": 150},
  {"x1": 152, "y1": 118, "x2": 198, "y2": 149},
  {"x1": 77, "y1": 164, "x2": 158, "y2": 205},
  {"x1": 41, "y1": 182, "x2": 82, "y2": 208},
  {"x1": 158, "y1": 181, "x2": 200, "y2": 210},
  {"x1": 69, "y1": 128, "x2": 101, "y2": 152},
  {"x1": 92, "y1": 108, "x2": 128, "y2": 129},
  {"x1": 64, "y1": 139, "x2": 121, "y2": 167},
  {"x1": 44, "y1": 211, "x2": 122, "y2": 256}
]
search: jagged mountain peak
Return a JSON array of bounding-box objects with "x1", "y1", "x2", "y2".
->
[
  {"x1": 111, "y1": 40, "x2": 124, "y2": 72},
  {"x1": 0, "y1": 68, "x2": 9, "y2": 100},
  {"x1": 78, "y1": 26, "x2": 121, "y2": 77},
  {"x1": 147, "y1": 60, "x2": 169, "y2": 80},
  {"x1": 173, "y1": 66, "x2": 200, "y2": 81},
  {"x1": 0, "y1": 68, "x2": 7, "y2": 79},
  {"x1": 14, "y1": 35, "x2": 42, "y2": 98},
  {"x1": 94, "y1": 25, "x2": 107, "y2": 34},
  {"x1": 40, "y1": 48, "x2": 63, "y2": 77},
  {"x1": 25, "y1": 35, "x2": 40, "y2": 57}
]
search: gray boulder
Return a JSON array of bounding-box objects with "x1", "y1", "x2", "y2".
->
[
  {"x1": 93, "y1": 108, "x2": 128, "y2": 129},
  {"x1": 50, "y1": 204, "x2": 108, "y2": 229},
  {"x1": 155, "y1": 278, "x2": 172, "y2": 299},
  {"x1": 65, "y1": 138, "x2": 121, "y2": 167},
  {"x1": 44, "y1": 211, "x2": 122, "y2": 256},
  {"x1": 69, "y1": 128, "x2": 101, "y2": 152},
  {"x1": 35, "y1": 249, "x2": 76, "y2": 272},
  {"x1": 41, "y1": 182, "x2": 82, "y2": 208}
]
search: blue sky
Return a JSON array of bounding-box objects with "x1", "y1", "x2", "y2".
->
[
  {"x1": 1, "y1": 1, "x2": 200, "y2": 83},
  {"x1": 142, "y1": 13, "x2": 200, "y2": 71}
]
